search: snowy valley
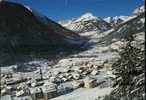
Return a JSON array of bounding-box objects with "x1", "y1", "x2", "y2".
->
[{"x1": 0, "y1": 1, "x2": 145, "y2": 100}]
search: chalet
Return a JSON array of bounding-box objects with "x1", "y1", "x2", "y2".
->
[
  {"x1": 30, "y1": 88, "x2": 43, "y2": 100},
  {"x1": 84, "y1": 77, "x2": 97, "y2": 88},
  {"x1": 42, "y1": 82, "x2": 58, "y2": 99}
]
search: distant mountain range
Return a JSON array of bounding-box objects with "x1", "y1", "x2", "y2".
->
[
  {"x1": 58, "y1": 13, "x2": 135, "y2": 33},
  {"x1": 59, "y1": 5, "x2": 144, "y2": 33},
  {"x1": 58, "y1": 13, "x2": 134, "y2": 33}
]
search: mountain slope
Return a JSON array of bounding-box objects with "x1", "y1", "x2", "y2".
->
[
  {"x1": 104, "y1": 16, "x2": 131, "y2": 26},
  {"x1": 133, "y1": 5, "x2": 145, "y2": 15},
  {"x1": 0, "y1": 1, "x2": 84, "y2": 66},
  {"x1": 101, "y1": 5, "x2": 145, "y2": 100},
  {"x1": 59, "y1": 13, "x2": 112, "y2": 33}
]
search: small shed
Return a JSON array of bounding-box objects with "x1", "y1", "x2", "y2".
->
[
  {"x1": 16, "y1": 87, "x2": 31, "y2": 97},
  {"x1": 84, "y1": 77, "x2": 97, "y2": 88},
  {"x1": 42, "y1": 82, "x2": 57, "y2": 100},
  {"x1": 16, "y1": 90, "x2": 25, "y2": 97},
  {"x1": 30, "y1": 87, "x2": 43, "y2": 100},
  {"x1": 72, "y1": 80, "x2": 84, "y2": 89}
]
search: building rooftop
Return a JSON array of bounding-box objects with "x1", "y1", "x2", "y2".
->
[
  {"x1": 30, "y1": 87, "x2": 42, "y2": 94},
  {"x1": 42, "y1": 82, "x2": 57, "y2": 93}
]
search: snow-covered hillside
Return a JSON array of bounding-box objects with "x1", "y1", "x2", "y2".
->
[
  {"x1": 133, "y1": 5, "x2": 145, "y2": 15},
  {"x1": 104, "y1": 16, "x2": 130, "y2": 26}
]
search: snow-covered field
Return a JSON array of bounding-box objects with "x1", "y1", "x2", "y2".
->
[{"x1": 51, "y1": 87, "x2": 113, "y2": 100}]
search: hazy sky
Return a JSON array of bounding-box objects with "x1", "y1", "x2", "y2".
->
[{"x1": 7, "y1": 0, "x2": 144, "y2": 21}]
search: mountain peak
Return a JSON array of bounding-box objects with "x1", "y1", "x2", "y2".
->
[
  {"x1": 81, "y1": 12, "x2": 95, "y2": 18},
  {"x1": 75, "y1": 12, "x2": 99, "y2": 22},
  {"x1": 59, "y1": 12, "x2": 111, "y2": 33}
]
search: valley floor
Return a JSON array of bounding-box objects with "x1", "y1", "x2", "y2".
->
[
  {"x1": 51, "y1": 87, "x2": 113, "y2": 100},
  {"x1": 1, "y1": 30, "x2": 120, "y2": 100}
]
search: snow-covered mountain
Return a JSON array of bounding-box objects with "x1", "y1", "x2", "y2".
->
[
  {"x1": 133, "y1": 5, "x2": 145, "y2": 15},
  {"x1": 100, "y1": 5, "x2": 145, "y2": 99},
  {"x1": 104, "y1": 16, "x2": 131, "y2": 26},
  {"x1": 59, "y1": 13, "x2": 112, "y2": 33},
  {"x1": 104, "y1": 5, "x2": 145, "y2": 27}
]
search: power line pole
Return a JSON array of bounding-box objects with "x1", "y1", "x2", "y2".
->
[{"x1": 40, "y1": 67, "x2": 43, "y2": 80}]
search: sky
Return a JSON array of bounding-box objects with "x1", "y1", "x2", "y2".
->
[{"x1": 6, "y1": 0, "x2": 144, "y2": 21}]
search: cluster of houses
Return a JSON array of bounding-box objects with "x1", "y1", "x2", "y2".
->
[
  {"x1": 1, "y1": 75, "x2": 97, "y2": 100},
  {"x1": 1, "y1": 81, "x2": 58, "y2": 100}
]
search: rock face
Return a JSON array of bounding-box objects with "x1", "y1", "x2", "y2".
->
[
  {"x1": 59, "y1": 13, "x2": 112, "y2": 33},
  {"x1": 0, "y1": 1, "x2": 84, "y2": 66}
]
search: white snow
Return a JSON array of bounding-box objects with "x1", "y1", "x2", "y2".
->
[
  {"x1": 119, "y1": 16, "x2": 131, "y2": 21},
  {"x1": 59, "y1": 12, "x2": 111, "y2": 33},
  {"x1": 104, "y1": 16, "x2": 130, "y2": 26},
  {"x1": 24, "y1": 5, "x2": 33, "y2": 12},
  {"x1": 74, "y1": 13, "x2": 100, "y2": 22},
  {"x1": 59, "y1": 20, "x2": 73, "y2": 27},
  {"x1": 133, "y1": 5, "x2": 145, "y2": 14},
  {"x1": 120, "y1": 15, "x2": 137, "y2": 24},
  {"x1": 51, "y1": 87, "x2": 113, "y2": 100}
]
